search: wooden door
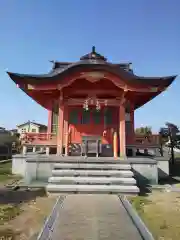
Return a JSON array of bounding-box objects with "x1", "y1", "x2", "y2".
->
[{"x1": 68, "y1": 106, "x2": 118, "y2": 145}]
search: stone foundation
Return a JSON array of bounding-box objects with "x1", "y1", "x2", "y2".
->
[{"x1": 12, "y1": 154, "x2": 169, "y2": 186}]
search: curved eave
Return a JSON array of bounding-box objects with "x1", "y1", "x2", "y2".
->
[
  {"x1": 133, "y1": 87, "x2": 171, "y2": 109},
  {"x1": 18, "y1": 87, "x2": 53, "y2": 110},
  {"x1": 136, "y1": 75, "x2": 176, "y2": 88},
  {"x1": 7, "y1": 61, "x2": 177, "y2": 89},
  {"x1": 7, "y1": 61, "x2": 177, "y2": 110},
  {"x1": 7, "y1": 61, "x2": 135, "y2": 84}
]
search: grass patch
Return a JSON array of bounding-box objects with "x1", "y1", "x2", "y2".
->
[
  {"x1": 0, "y1": 228, "x2": 21, "y2": 240},
  {"x1": 129, "y1": 196, "x2": 152, "y2": 216},
  {"x1": 175, "y1": 153, "x2": 180, "y2": 159},
  {"x1": 0, "y1": 204, "x2": 22, "y2": 224},
  {"x1": 0, "y1": 162, "x2": 57, "y2": 239},
  {"x1": 0, "y1": 161, "x2": 21, "y2": 183},
  {"x1": 0, "y1": 162, "x2": 12, "y2": 174},
  {"x1": 129, "y1": 192, "x2": 180, "y2": 240},
  {"x1": 0, "y1": 203, "x2": 23, "y2": 238},
  {"x1": 0, "y1": 193, "x2": 56, "y2": 239}
]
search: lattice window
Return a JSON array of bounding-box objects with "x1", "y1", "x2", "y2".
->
[
  {"x1": 104, "y1": 107, "x2": 113, "y2": 125},
  {"x1": 92, "y1": 109, "x2": 101, "y2": 125},
  {"x1": 69, "y1": 109, "x2": 79, "y2": 124},
  {"x1": 81, "y1": 110, "x2": 91, "y2": 124}
]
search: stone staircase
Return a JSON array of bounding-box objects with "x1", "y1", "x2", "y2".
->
[{"x1": 46, "y1": 158, "x2": 139, "y2": 194}]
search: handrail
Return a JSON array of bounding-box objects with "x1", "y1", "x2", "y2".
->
[
  {"x1": 135, "y1": 134, "x2": 160, "y2": 145},
  {"x1": 22, "y1": 133, "x2": 56, "y2": 140},
  {"x1": 23, "y1": 133, "x2": 56, "y2": 137},
  {"x1": 20, "y1": 132, "x2": 57, "y2": 145}
]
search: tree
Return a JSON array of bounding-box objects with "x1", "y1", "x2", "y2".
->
[
  {"x1": 135, "y1": 126, "x2": 152, "y2": 135},
  {"x1": 159, "y1": 122, "x2": 179, "y2": 164}
]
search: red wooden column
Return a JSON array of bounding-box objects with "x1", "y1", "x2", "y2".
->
[
  {"x1": 119, "y1": 104, "x2": 126, "y2": 157},
  {"x1": 47, "y1": 101, "x2": 52, "y2": 134},
  {"x1": 64, "y1": 105, "x2": 69, "y2": 156},
  {"x1": 47, "y1": 110, "x2": 52, "y2": 134},
  {"x1": 57, "y1": 94, "x2": 64, "y2": 156},
  {"x1": 130, "y1": 103, "x2": 135, "y2": 143}
]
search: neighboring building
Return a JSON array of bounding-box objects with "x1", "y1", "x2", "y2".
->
[
  {"x1": 9, "y1": 129, "x2": 18, "y2": 134},
  {"x1": 0, "y1": 127, "x2": 6, "y2": 132},
  {"x1": 0, "y1": 127, "x2": 18, "y2": 158},
  {"x1": 7, "y1": 47, "x2": 177, "y2": 157},
  {"x1": 17, "y1": 121, "x2": 47, "y2": 135}
]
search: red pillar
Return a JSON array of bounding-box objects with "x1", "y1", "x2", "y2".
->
[
  {"x1": 130, "y1": 103, "x2": 135, "y2": 143},
  {"x1": 47, "y1": 110, "x2": 52, "y2": 134},
  {"x1": 64, "y1": 105, "x2": 69, "y2": 156},
  {"x1": 119, "y1": 104, "x2": 126, "y2": 157},
  {"x1": 57, "y1": 94, "x2": 64, "y2": 156}
]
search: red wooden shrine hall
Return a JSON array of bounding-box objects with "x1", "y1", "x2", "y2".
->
[{"x1": 7, "y1": 47, "x2": 176, "y2": 157}]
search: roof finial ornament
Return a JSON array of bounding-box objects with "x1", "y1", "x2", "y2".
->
[
  {"x1": 80, "y1": 46, "x2": 107, "y2": 61},
  {"x1": 92, "y1": 46, "x2": 96, "y2": 53}
]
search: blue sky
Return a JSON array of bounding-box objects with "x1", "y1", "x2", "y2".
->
[{"x1": 0, "y1": 0, "x2": 179, "y2": 132}]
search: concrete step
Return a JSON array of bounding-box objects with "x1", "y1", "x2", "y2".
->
[
  {"x1": 54, "y1": 163, "x2": 131, "y2": 170},
  {"x1": 48, "y1": 176, "x2": 136, "y2": 185},
  {"x1": 52, "y1": 169, "x2": 134, "y2": 178},
  {"x1": 50, "y1": 157, "x2": 129, "y2": 164},
  {"x1": 46, "y1": 184, "x2": 139, "y2": 194}
]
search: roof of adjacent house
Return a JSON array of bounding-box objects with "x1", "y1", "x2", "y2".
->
[
  {"x1": 17, "y1": 121, "x2": 47, "y2": 128},
  {"x1": 9, "y1": 129, "x2": 18, "y2": 132}
]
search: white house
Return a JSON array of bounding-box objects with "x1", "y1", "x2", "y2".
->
[{"x1": 17, "y1": 121, "x2": 47, "y2": 135}]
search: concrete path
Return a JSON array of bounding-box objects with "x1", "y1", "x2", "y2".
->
[{"x1": 52, "y1": 194, "x2": 142, "y2": 240}]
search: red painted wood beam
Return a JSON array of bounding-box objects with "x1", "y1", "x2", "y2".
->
[
  {"x1": 66, "y1": 98, "x2": 122, "y2": 106},
  {"x1": 26, "y1": 84, "x2": 57, "y2": 90},
  {"x1": 64, "y1": 89, "x2": 123, "y2": 96},
  {"x1": 26, "y1": 79, "x2": 164, "y2": 94}
]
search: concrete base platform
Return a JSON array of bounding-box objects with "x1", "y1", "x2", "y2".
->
[
  {"x1": 13, "y1": 154, "x2": 159, "y2": 186},
  {"x1": 18, "y1": 180, "x2": 48, "y2": 188},
  {"x1": 54, "y1": 163, "x2": 131, "y2": 170},
  {"x1": 46, "y1": 184, "x2": 139, "y2": 194}
]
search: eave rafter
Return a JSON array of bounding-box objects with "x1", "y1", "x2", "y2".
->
[{"x1": 24, "y1": 71, "x2": 166, "y2": 94}]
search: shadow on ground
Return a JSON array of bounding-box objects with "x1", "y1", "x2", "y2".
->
[
  {"x1": 138, "y1": 185, "x2": 151, "y2": 196},
  {"x1": 158, "y1": 161, "x2": 180, "y2": 185},
  {"x1": 0, "y1": 187, "x2": 46, "y2": 204}
]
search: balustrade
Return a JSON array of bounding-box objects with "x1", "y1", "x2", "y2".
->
[
  {"x1": 21, "y1": 133, "x2": 57, "y2": 145},
  {"x1": 134, "y1": 134, "x2": 160, "y2": 146}
]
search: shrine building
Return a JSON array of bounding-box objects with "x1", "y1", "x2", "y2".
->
[{"x1": 7, "y1": 47, "x2": 176, "y2": 158}]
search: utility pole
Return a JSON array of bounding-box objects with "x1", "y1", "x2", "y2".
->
[{"x1": 168, "y1": 127, "x2": 175, "y2": 165}]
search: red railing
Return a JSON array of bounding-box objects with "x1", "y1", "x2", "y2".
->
[
  {"x1": 134, "y1": 134, "x2": 160, "y2": 146},
  {"x1": 20, "y1": 132, "x2": 160, "y2": 148},
  {"x1": 21, "y1": 133, "x2": 57, "y2": 145}
]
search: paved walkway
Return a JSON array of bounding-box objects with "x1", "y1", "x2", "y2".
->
[{"x1": 52, "y1": 195, "x2": 142, "y2": 240}]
